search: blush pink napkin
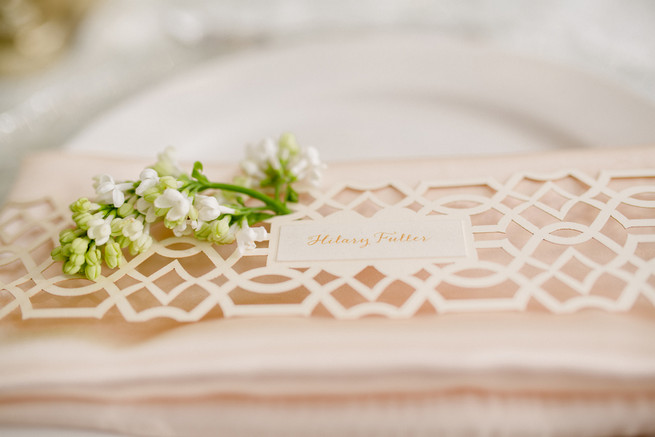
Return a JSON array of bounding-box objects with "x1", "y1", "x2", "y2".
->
[{"x1": 1, "y1": 147, "x2": 654, "y2": 436}]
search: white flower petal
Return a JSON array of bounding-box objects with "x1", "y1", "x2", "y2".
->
[
  {"x1": 87, "y1": 217, "x2": 112, "y2": 246},
  {"x1": 235, "y1": 221, "x2": 268, "y2": 255},
  {"x1": 218, "y1": 205, "x2": 236, "y2": 215},
  {"x1": 122, "y1": 218, "x2": 144, "y2": 241},
  {"x1": 136, "y1": 169, "x2": 160, "y2": 195},
  {"x1": 140, "y1": 168, "x2": 159, "y2": 180},
  {"x1": 155, "y1": 189, "x2": 191, "y2": 222},
  {"x1": 112, "y1": 190, "x2": 125, "y2": 208},
  {"x1": 153, "y1": 147, "x2": 182, "y2": 177}
]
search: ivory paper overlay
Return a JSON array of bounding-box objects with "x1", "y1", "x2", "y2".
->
[{"x1": 1, "y1": 168, "x2": 654, "y2": 321}]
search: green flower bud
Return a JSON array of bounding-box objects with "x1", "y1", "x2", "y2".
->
[
  {"x1": 188, "y1": 204, "x2": 198, "y2": 221},
  {"x1": 104, "y1": 240, "x2": 123, "y2": 269},
  {"x1": 85, "y1": 246, "x2": 101, "y2": 265},
  {"x1": 158, "y1": 176, "x2": 178, "y2": 190},
  {"x1": 194, "y1": 222, "x2": 211, "y2": 240},
  {"x1": 129, "y1": 234, "x2": 152, "y2": 256},
  {"x1": 69, "y1": 197, "x2": 92, "y2": 213},
  {"x1": 63, "y1": 259, "x2": 82, "y2": 275},
  {"x1": 84, "y1": 263, "x2": 101, "y2": 281},
  {"x1": 118, "y1": 201, "x2": 135, "y2": 218},
  {"x1": 208, "y1": 216, "x2": 234, "y2": 244},
  {"x1": 59, "y1": 228, "x2": 81, "y2": 244},
  {"x1": 72, "y1": 212, "x2": 94, "y2": 230},
  {"x1": 116, "y1": 235, "x2": 131, "y2": 248},
  {"x1": 110, "y1": 218, "x2": 124, "y2": 237},
  {"x1": 70, "y1": 237, "x2": 90, "y2": 255},
  {"x1": 69, "y1": 253, "x2": 85, "y2": 267},
  {"x1": 278, "y1": 132, "x2": 300, "y2": 158},
  {"x1": 155, "y1": 207, "x2": 168, "y2": 217},
  {"x1": 164, "y1": 219, "x2": 180, "y2": 230},
  {"x1": 143, "y1": 187, "x2": 161, "y2": 203},
  {"x1": 151, "y1": 148, "x2": 182, "y2": 178},
  {"x1": 60, "y1": 243, "x2": 72, "y2": 257},
  {"x1": 51, "y1": 246, "x2": 66, "y2": 262}
]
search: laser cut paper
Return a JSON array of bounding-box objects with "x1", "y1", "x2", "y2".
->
[{"x1": 2, "y1": 167, "x2": 654, "y2": 321}]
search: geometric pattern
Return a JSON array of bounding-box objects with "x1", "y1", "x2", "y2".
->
[{"x1": 1, "y1": 169, "x2": 654, "y2": 321}]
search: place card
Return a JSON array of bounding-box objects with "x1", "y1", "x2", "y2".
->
[{"x1": 269, "y1": 210, "x2": 475, "y2": 266}]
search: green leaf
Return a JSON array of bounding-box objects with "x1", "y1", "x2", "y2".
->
[
  {"x1": 191, "y1": 161, "x2": 208, "y2": 184},
  {"x1": 286, "y1": 186, "x2": 299, "y2": 203},
  {"x1": 246, "y1": 212, "x2": 275, "y2": 226}
]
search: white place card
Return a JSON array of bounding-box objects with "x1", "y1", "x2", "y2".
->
[{"x1": 269, "y1": 210, "x2": 475, "y2": 266}]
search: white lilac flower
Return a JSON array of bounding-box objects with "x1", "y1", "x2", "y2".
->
[
  {"x1": 194, "y1": 194, "x2": 235, "y2": 222},
  {"x1": 289, "y1": 146, "x2": 324, "y2": 189},
  {"x1": 240, "y1": 137, "x2": 280, "y2": 180},
  {"x1": 135, "y1": 198, "x2": 158, "y2": 223},
  {"x1": 172, "y1": 219, "x2": 200, "y2": 237},
  {"x1": 121, "y1": 217, "x2": 145, "y2": 241},
  {"x1": 86, "y1": 216, "x2": 112, "y2": 246},
  {"x1": 239, "y1": 135, "x2": 324, "y2": 191},
  {"x1": 154, "y1": 188, "x2": 192, "y2": 222},
  {"x1": 135, "y1": 168, "x2": 160, "y2": 195},
  {"x1": 234, "y1": 220, "x2": 268, "y2": 255},
  {"x1": 259, "y1": 138, "x2": 281, "y2": 170},
  {"x1": 130, "y1": 232, "x2": 153, "y2": 255},
  {"x1": 152, "y1": 147, "x2": 182, "y2": 177},
  {"x1": 93, "y1": 174, "x2": 133, "y2": 208}
]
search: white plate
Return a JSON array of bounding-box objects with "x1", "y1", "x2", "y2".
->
[{"x1": 65, "y1": 32, "x2": 655, "y2": 162}]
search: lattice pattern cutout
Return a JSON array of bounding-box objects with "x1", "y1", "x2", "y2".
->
[{"x1": 1, "y1": 169, "x2": 654, "y2": 321}]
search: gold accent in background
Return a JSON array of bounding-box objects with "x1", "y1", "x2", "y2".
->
[{"x1": 0, "y1": 0, "x2": 95, "y2": 74}]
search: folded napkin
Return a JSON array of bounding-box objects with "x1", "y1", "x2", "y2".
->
[{"x1": 1, "y1": 147, "x2": 654, "y2": 436}]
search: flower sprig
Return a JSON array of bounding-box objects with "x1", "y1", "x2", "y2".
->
[{"x1": 51, "y1": 134, "x2": 324, "y2": 281}]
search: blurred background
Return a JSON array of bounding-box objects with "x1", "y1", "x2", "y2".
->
[{"x1": 2, "y1": 0, "x2": 655, "y2": 205}]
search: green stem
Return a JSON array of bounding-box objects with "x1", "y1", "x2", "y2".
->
[
  {"x1": 200, "y1": 182, "x2": 292, "y2": 215},
  {"x1": 274, "y1": 183, "x2": 281, "y2": 202}
]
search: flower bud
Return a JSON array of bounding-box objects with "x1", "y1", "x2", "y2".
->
[
  {"x1": 60, "y1": 243, "x2": 72, "y2": 257},
  {"x1": 59, "y1": 228, "x2": 80, "y2": 244},
  {"x1": 63, "y1": 259, "x2": 82, "y2": 275},
  {"x1": 51, "y1": 246, "x2": 65, "y2": 262},
  {"x1": 104, "y1": 240, "x2": 123, "y2": 269},
  {"x1": 278, "y1": 132, "x2": 300, "y2": 157},
  {"x1": 73, "y1": 212, "x2": 94, "y2": 230},
  {"x1": 194, "y1": 222, "x2": 211, "y2": 240},
  {"x1": 158, "y1": 176, "x2": 178, "y2": 190},
  {"x1": 85, "y1": 246, "x2": 101, "y2": 265},
  {"x1": 118, "y1": 201, "x2": 135, "y2": 218},
  {"x1": 69, "y1": 253, "x2": 85, "y2": 267},
  {"x1": 110, "y1": 218, "x2": 124, "y2": 237},
  {"x1": 164, "y1": 219, "x2": 180, "y2": 230},
  {"x1": 152, "y1": 147, "x2": 182, "y2": 178},
  {"x1": 84, "y1": 263, "x2": 101, "y2": 281},
  {"x1": 208, "y1": 216, "x2": 234, "y2": 244},
  {"x1": 143, "y1": 187, "x2": 161, "y2": 203},
  {"x1": 129, "y1": 234, "x2": 152, "y2": 255},
  {"x1": 70, "y1": 237, "x2": 89, "y2": 255},
  {"x1": 188, "y1": 204, "x2": 199, "y2": 221},
  {"x1": 116, "y1": 235, "x2": 131, "y2": 248},
  {"x1": 69, "y1": 197, "x2": 92, "y2": 213},
  {"x1": 121, "y1": 217, "x2": 144, "y2": 241}
]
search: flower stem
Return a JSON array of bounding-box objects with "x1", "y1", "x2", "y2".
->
[{"x1": 200, "y1": 182, "x2": 292, "y2": 215}]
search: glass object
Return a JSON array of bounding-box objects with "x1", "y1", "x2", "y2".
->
[{"x1": 0, "y1": 0, "x2": 93, "y2": 74}]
